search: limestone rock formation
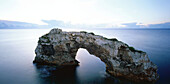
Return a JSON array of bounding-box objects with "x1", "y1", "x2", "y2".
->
[{"x1": 34, "y1": 28, "x2": 159, "y2": 82}]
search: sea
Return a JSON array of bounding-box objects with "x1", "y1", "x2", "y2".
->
[{"x1": 0, "y1": 28, "x2": 169, "y2": 84}]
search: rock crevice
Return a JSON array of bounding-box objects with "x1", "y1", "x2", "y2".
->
[{"x1": 34, "y1": 28, "x2": 159, "y2": 82}]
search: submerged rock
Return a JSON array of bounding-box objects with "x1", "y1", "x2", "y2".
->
[{"x1": 34, "y1": 28, "x2": 159, "y2": 82}]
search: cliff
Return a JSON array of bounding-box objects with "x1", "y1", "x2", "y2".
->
[{"x1": 34, "y1": 28, "x2": 159, "y2": 82}]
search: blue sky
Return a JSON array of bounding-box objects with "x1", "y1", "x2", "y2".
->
[{"x1": 0, "y1": 0, "x2": 170, "y2": 28}]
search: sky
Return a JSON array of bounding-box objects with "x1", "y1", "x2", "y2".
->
[{"x1": 0, "y1": 0, "x2": 170, "y2": 28}]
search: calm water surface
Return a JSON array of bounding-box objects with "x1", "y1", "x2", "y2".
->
[{"x1": 0, "y1": 29, "x2": 169, "y2": 84}]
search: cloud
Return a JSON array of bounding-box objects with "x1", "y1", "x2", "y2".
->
[
  {"x1": 120, "y1": 22, "x2": 170, "y2": 28},
  {"x1": 147, "y1": 22, "x2": 170, "y2": 28},
  {"x1": 121, "y1": 22, "x2": 141, "y2": 28},
  {"x1": 0, "y1": 19, "x2": 170, "y2": 29},
  {"x1": 41, "y1": 20, "x2": 71, "y2": 28},
  {"x1": 41, "y1": 20, "x2": 111, "y2": 28}
]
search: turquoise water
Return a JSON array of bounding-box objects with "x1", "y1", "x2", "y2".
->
[{"x1": 0, "y1": 29, "x2": 169, "y2": 84}]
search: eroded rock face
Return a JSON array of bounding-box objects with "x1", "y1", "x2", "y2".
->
[{"x1": 34, "y1": 28, "x2": 159, "y2": 82}]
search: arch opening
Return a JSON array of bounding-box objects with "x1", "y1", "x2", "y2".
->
[
  {"x1": 75, "y1": 48, "x2": 106, "y2": 68},
  {"x1": 75, "y1": 48, "x2": 110, "y2": 83}
]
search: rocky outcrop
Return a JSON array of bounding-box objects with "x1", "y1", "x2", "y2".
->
[{"x1": 34, "y1": 28, "x2": 159, "y2": 82}]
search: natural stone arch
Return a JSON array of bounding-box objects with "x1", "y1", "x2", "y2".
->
[{"x1": 34, "y1": 28, "x2": 159, "y2": 82}]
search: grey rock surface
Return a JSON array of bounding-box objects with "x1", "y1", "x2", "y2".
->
[{"x1": 34, "y1": 28, "x2": 159, "y2": 82}]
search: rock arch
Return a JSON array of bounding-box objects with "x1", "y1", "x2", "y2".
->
[{"x1": 34, "y1": 28, "x2": 159, "y2": 82}]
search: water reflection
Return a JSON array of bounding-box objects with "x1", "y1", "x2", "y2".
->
[{"x1": 34, "y1": 64, "x2": 77, "y2": 84}]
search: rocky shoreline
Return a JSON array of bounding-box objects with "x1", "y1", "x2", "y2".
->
[{"x1": 34, "y1": 28, "x2": 159, "y2": 82}]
